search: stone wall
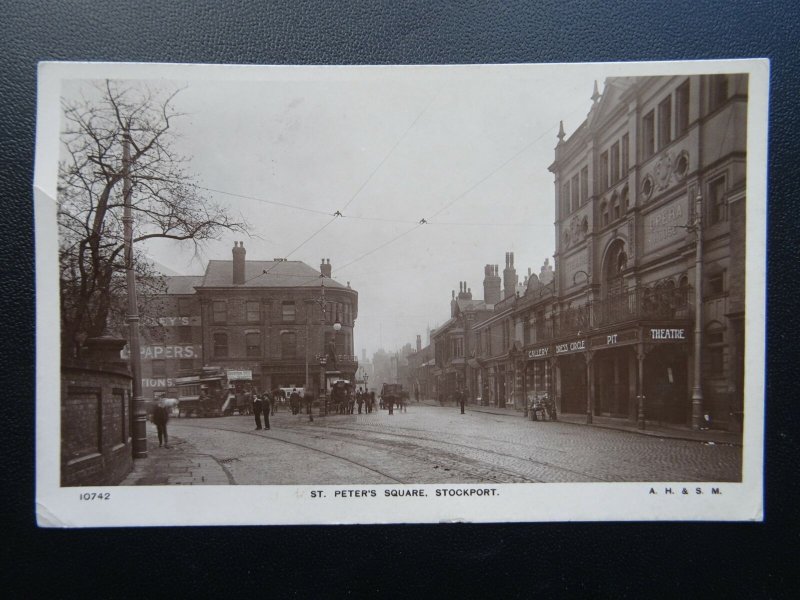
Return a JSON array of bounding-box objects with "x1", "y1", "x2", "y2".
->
[{"x1": 61, "y1": 337, "x2": 133, "y2": 486}]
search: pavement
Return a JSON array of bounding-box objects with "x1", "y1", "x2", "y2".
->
[
  {"x1": 422, "y1": 398, "x2": 742, "y2": 446},
  {"x1": 121, "y1": 426, "x2": 234, "y2": 485}
]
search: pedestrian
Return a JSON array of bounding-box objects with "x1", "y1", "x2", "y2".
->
[
  {"x1": 357, "y1": 390, "x2": 364, "y2": 414},
  {"x1": 290, "y1": 388, "x2": 301, "y2": 415},
  {"x1": 253, "y1": 394, "x2": 264, "y2": 430},
  {"x1": 370, "y1": 391, "x2": 376, "y2": 413},
  {"x1": 152, "y1": 399, "x2": 170, "y2": 448},
  {"x1": 458, "y1": 388, "x2": 466, "y2": 414},
  {"x1": 261, "y1": 391, "x2": 271, "y2": 430}
]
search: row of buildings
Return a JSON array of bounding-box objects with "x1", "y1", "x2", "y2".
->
[
  {"x1": 131, "y1": 246, "x2": 359, "y2": 399},
  {"x1": 404, "y1": 73, "x2": 747, "y2": 430}
]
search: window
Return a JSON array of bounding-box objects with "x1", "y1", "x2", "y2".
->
[
  {"x1": 177, "y1": 325, "x2": 192, "y2": 344},
  {"x1": 281, "y1": 331, "x2": 296, "y2": 358},
  {"x1": 709, "y1": 74, "x2": 728, "y2": 112},
  {"x1": 601, "y1": 201, "x2": 609, "y2": 227},
  {"x1": 676, "y1": 79, "x2": 690, "y2": 136},
  {"x1": 708, "y1": 177, "x2": 727, "y2": 224},
  {"x1": 562, "y1": 182, "x2": 570, "y2": 215},
  {"x1": 212, "y1": 301, "x2": 226, "y2": 324},
  {"x1": 580, "y1": 166, "x2": 588, "y2": 205},
  {"x1": 571, "y1": 174, "x2": 579, "y2": 212},
  {"x1": 246, "y1": 332, "x2": 261, "y2": 357},
  {"x1": 151, "y1": 359, "x2": 166, "y2": 377},
  {"x1": 611, "y1": 193, "x2": 621, "y2": 221},
  {"x1": 282, "y1": 301, "x2": 295, "y2": 322},
  {"x1": 658, "y1": 96, "x2": 672, "y2": 149},
  {"x1": 599, "y1": 151, "x2": 609, "y2": 192},
  {"x1": 610, "y1": 142, "x2": 620, "y2": 185},
  {"x1": 246, "y1": 301, "x2": 260, "y2": 323},
  {"x1": 621, "y1": 133, "x2": 629, "y2": 175},
  {"x1": 179, "y1": 358, "x2": 194, "y2": 371},
  {"x1": 642, "y1": 110, "x2": 655, "y2": 159},
  {"x1": 706, "y1": 322, "x2": 725, "y2": 375},
  {"x1": 622, "y1": 186, "x2": 630, "y2": 211},
  {"x1": 213, "y1": 333, "x2": 228, "y2": 358},
  {"x1": 708, "y1": 271, "x2": 725, "y2": 296}
]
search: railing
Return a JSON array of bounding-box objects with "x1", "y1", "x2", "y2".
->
[{"x1": 529, "y1": 285, "x2": 691, "y2": 342}]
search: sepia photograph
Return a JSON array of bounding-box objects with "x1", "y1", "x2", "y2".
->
[{"x1": 35, "y1": 60, "x2": 767, "y2": 525}]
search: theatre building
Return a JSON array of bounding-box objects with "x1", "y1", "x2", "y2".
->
[{"x1": 544, "y1": 74, "x2": 747, "y2": 429}]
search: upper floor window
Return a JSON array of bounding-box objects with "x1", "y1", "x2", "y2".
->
[
  {"x1": 246, "y1": 301, "x2": 260, "y2": 323},
  {"x1": 599, "y1": 151, "x2": 609, "y2": 192},
  {"x1": 709, "y1": 74, "x2": 729, "y2": 112},
  {"x1": 621, "y1": 133, "x2": 629, "y2": 175},
  {"x1": 213, "y1": 333, "x2": 228, "y2": 358},
  {"x1": 610, "y1": 142, "x2": 620, "y2": 185},
  {"x1": 676, "y1": 79, "x2": 690, "y2": 136},
  {"x1": 246, "y1": 332, "x2": 261, "y2": 357},
  {"x1": 708, "y1": 270, "x2": 725, "y2": 297},
  {"x1": 562, "y1": 181, "x2": 571, "y2": 215},
  {"x1": 282, "y1": 301, "x2": 295, "y2": 322},
  {"x1": 705, "y1": 321, "x2": 725, "y2": 375},
  {"x1": 571, "y1": 173, "x2": 580, "y2": 212},
  {"x1": 580, "y1": 166, "x2": 589, "y2": 205},
  {"x1": 642, "y1": 110, "x2": 655, "y2": 159},
  {"x1": 611, "y1": 193, "x2": 621, "y2": 221},
  {"x1": 212, "y1": 301, "x2": 226, "y2": 324},
  {"x1": 281, "y1": 331, "x2": 296, "y2": 358},
  {"x1": 601, "y1": 201, "x2": 609, "y2": 227},
  {"x1": 658, "y1": 96, "x2": 672, "y2": 150},
  {"x1": 708, "y1": 176, "x2": 727, "y2": 224}
]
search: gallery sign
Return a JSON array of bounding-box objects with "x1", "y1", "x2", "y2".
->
[{"x1": 527, "y1": 346, "x2": 551, "y2": 359}]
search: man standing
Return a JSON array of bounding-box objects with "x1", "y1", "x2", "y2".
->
[
  {"x1": 457, "y1": 387, "x2": 466, "y2": 415},
  {"x1": 252, "y1": 394, "x2": 264, "y2": 430},
  {"x1": 152, "y1": 399, "x2": 170, "y2": 448}
]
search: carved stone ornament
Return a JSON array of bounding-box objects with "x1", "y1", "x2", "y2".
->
[{"x1": 654, "y1": 151, "x2": 673, "y2": 191}]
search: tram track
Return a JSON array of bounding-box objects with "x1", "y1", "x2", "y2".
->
[
  {"x1": 291, "y1": 422, "x2": 610, "y2": 483},
  {"x1": 171, "y1": 422, "x2": 406, "y2": 484},
  {"x1": 173, "y1": 419, "x2": 548, "y2": 483}
]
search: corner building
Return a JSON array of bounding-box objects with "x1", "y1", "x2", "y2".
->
[
  {"x1": 547, "y1": 74, "x2": 747, "y2": 428},
  {"x1": 194, "y1": 244, "x2": 358, "y2": 394}
]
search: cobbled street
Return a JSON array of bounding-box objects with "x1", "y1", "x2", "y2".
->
[{"x1": 126, "y1": 404, "x2": 742, "y2": 485}]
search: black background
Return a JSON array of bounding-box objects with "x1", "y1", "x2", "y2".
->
[{"x1": 2, "y1": 1, "x2": 797, "y2": 596}]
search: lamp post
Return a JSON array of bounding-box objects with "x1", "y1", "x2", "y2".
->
[
  {"x1": 304, "y1": 299, "x2": 314, "y2": 422},
  {"x1": 690, "y1": 190, "x2": 704, "y2": 430},
  {"x1": 122, "y1": 129, "x2": 147, "y2": 459}
]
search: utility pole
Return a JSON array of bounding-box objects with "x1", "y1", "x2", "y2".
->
[
  {"x1": 122, "y1": 128, "x2": 147, "y2": 458},
  {"x1": 691, "y1": 189, "x2": 705, "y2": 430}
]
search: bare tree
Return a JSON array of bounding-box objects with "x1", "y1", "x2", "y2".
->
[{"x1": 58, "y1": 80, "x2": 247, "y2": 357}]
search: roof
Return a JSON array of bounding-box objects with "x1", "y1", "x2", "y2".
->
[
  {"x1": 199, "y1": 260, "x2": 348, "y2": 289},
  {"x1": 163, "y1": 275, "x2": 205, "y2": 295}
]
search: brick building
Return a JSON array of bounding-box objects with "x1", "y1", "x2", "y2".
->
[{"x1": 135, "y1": 243, "x2": 358, "y2": 398}]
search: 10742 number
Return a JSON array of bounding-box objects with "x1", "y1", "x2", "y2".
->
[{"x1": 79, "y1": 492, "x2": 111, "y2": 501}]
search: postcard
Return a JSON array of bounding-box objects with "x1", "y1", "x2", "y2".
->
[{"x1": 35, "y1": 59, "x2": 768, "y2": 526}]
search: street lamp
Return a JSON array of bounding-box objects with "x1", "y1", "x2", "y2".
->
[{"x1": 690, "y1": 189, "x2": 704, "y2": 430}]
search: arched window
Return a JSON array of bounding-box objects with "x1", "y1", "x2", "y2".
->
[{"x1": 213, "y1": 333, "x2": 228, "y2": 358}]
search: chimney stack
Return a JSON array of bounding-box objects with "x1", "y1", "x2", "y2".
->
[
  {"x1": 483, "y1": 263, "x2": 502, "y2": 305},
  {"x1": 232, "y1": 241, "x2": 246, "y2": 284},
  {"x1": 416, "y1": 335, "x2": 422, "y2": 352},
  {"x1": 503, "y1": 251, "x2": 518, "y2": 299},
  {"x1": 320, "y1": 258, "x2": 332, "y2": 278}
]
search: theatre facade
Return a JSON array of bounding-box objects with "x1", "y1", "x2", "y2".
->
[
  {"x1": 421, "y1": 74, "x2": 747, "y2": 431},
  {"x1": 533, "y1": 73, "x2": 747, "y2": 429}
]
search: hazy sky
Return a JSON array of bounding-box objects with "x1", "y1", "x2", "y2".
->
[{"x1": 65, "y1": 65, "x2": 604, "y2": 357}]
